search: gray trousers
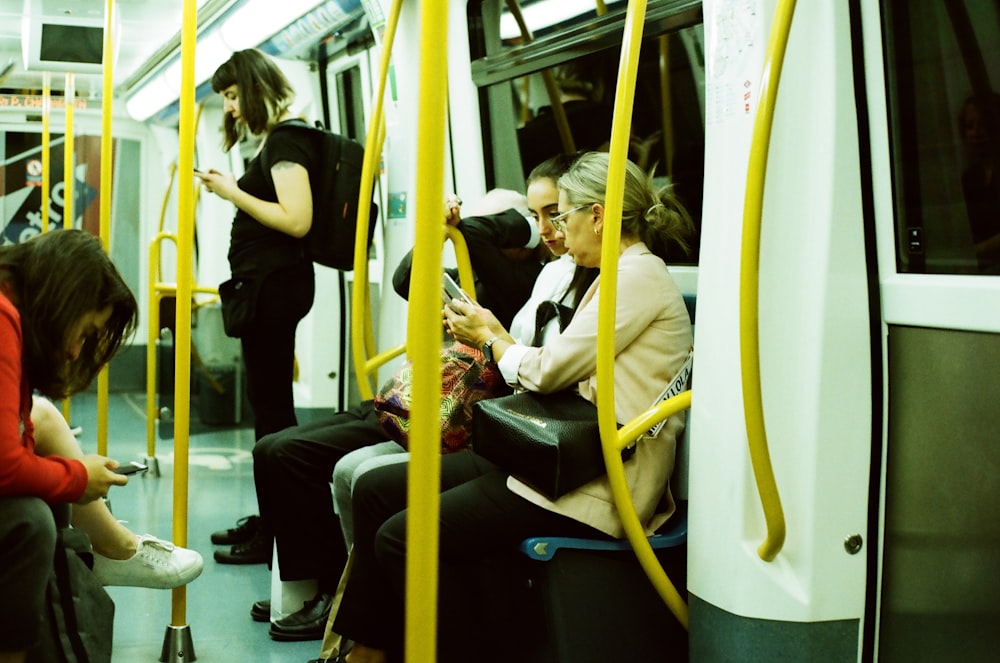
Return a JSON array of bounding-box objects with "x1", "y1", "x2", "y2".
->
[{"x1": 0, "y1": 496, "x2": 57, "y2": 652}]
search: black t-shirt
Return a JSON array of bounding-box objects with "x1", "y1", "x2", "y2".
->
[{"x1": 228, "y1": 121, "x2": 316, "y2": 273}]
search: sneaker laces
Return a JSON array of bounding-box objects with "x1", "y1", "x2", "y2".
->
[{"x1": 134, "y1": 535, "x2": 178, "y2": 567}]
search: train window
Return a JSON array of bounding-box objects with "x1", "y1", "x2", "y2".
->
[
  {"x1": 882, "y1": 1, "x2": 1000, "y2": 275},
  {"x1": 334, "y1": 66, "x2": 366, "y2": 141},
  {"x1": 469, "y1": 0, "x2": 704, "y2": 265}
]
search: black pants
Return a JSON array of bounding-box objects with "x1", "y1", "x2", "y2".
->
[
  {"x1": 252, "y1": 401, "x2": 387, "y2": 593},
  {"x1": 333, "y1": 451, "x2": 604, "y2": 662},
  {"x1": 0, "y1": 496, "x2": 57, "y2": 651},
  {"x1": 240, "y1": 261, "x2": 315, "y2": 441}
]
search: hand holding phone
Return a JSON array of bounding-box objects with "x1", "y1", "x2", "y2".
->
[
  {"x1": 442, "y1": 273, "x2": 473, "y2": 309},
  {"x1": 114, "y1": 461, "x2": 149, "y2": 476}
]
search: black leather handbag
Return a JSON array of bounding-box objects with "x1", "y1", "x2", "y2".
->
[{"x1": 472, "y1": 390, "x2": 631, "y2": 500}]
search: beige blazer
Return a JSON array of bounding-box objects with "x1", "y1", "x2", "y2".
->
[{"x1": 506, "y1": 242, "x2": 692, "y2": 538}]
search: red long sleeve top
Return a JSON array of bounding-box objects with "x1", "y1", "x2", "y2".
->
[{"x1": 0, "y1": 292, "x2": 87, "y2": 502}]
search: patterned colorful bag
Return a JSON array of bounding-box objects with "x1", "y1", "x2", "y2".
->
[{"x1": 374, "y1": 341, "x2": 510, "y2": 452}]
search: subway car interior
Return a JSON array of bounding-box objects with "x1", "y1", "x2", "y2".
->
[{"x1": 1, "y1": 0, "x2": 999, "y2": 661}]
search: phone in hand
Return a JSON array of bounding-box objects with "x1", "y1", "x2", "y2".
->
[
  {"x1": 114, "y1": 461, "x2": 149, "y2": 476},
  {"x1": 442, "y1": 273, "x2": 473, "y2": 309}
]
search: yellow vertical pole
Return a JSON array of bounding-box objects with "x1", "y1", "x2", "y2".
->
[
  {"x1": 169, "y1": 0, "x2": 197, "y2": 628},
  {"x1": 96, "y1": 0, "x2": 116, "y2": 458},
  {"x1": 41, "y1": 73, "x2": 50, "y2": 233},
  {"x1": 63, "y1": 72, "x2": 74, "y2": 231},
  {"x1": 405, "y1": 0, "x2": 449, "y2": 660},
  {"x1": 62, "y1": 72, "x2": 75, "y2": 426}
]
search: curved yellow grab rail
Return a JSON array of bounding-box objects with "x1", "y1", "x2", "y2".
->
[
  {"x1": 350, "y1": 0, "x2": 476, "y2": 400},
  {"x1": 739, "y1": 0, "x2": 796, "y2": 563},
  {"x1": 352, "y1": 225, "x2": 474, "y2": 399},
  {"x1": 594, "y1": 0, "x2": 688, "y2": 629},
  {"x1": 352, "y1": 0, "x2": 401, "y2": 400},
  {"x1": 405, "y1": 1, "x2": 450, "y2": 660},
  {"x1": 144, "y1": 232, "x2": 219, "y2": 461},
  {"x1": 444, "y1": 225, "x2": 477, "y2": 296}
]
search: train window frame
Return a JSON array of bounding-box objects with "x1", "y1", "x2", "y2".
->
[{"x1": 467, "y1": 0, "x2": 704, "y2": 266}]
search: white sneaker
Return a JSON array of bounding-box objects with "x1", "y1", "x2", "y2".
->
[{"x1": 92, "y1": 535, "x2": 204, "y2": 589}]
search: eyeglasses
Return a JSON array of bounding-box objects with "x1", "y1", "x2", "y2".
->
[{"x1": 549, "y1": 204, "x2": 591, "y2": 232}]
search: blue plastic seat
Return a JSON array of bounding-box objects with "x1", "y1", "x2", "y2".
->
[{"x1": 519, "y1": 500, "x2": 688, "y2": 561}]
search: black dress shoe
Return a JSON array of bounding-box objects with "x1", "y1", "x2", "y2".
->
[
  {"x1": 250, "y1": 599, "x2": 270, "y2": 622},
  {"x1": 268, "y1": 592, "x2": 333, "y2": 642},
  {"x1": 213, "y1": 531, "x2": 271, "y2": 564},
  {"x1": 211, "y1": 515, "x2": 262, "y2": 545}
]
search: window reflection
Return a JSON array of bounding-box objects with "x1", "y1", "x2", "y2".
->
[
  {"x1": 884, "y1": 0, "x2": 1000, "y2": 274},
  {"x1": 482, "y1": 16, "x2": 705, "y2": 265}
]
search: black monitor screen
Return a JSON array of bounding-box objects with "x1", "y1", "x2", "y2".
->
[{"x1": 39, "y1": 24, "x2": 104, "y2": 65}]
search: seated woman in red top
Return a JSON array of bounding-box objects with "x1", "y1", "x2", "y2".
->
[{"x1": 0, "y1": 229, "x2": 203, "y2": 662}]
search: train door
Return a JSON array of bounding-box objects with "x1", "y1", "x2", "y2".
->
[
  {"x1": 691, "y1": 0, "x2": 873, "y2": 659},
  {"x1": 866, "y1": 0, "x2": 1000, "y2": 660},
  {"x1": 691, "y1": 0, "x2": 1000, "y2": 660}
]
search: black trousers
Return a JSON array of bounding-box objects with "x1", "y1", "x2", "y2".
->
[
  {"x1": 240, "y1": 261, "x2": 315, "y2": 441},
  {"x1": 333, "y1": 451, "x2": 604, "y2": 662},
  {"x1": 0, "y1": 496, "x2": 57, "y2": 651},
  {"x1": 252, "y1": 401, "x2": 387, "y2": 593}
]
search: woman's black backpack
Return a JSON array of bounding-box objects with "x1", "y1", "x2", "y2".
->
[{"x1": 263, "y1": 119, "x2": 379, "y2": 271}]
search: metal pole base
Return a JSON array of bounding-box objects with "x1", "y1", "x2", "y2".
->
[
  {"x1": 159, "y1": 624, "x2": 197, "y2": 662},
  {"x1": 145, "y1": 456, "x2": 161, "y2": 477}
]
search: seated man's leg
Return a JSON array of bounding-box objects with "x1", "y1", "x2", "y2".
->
[
  {"x1": 332, "y1": 441, "x2": 407, "y2": 548},
  {"x1": 0, "y1": 496, "x2": 56, "y2": 661},
  {"x1": 252, "y1": 401, "x2": 388, "y2": 641}
]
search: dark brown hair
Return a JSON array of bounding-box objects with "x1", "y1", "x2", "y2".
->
[
  {"x1": 211, "y1": 49, "x2": 295, "y2": 151},
  {"x1": 0, "y1": 229, "x2": 138, "y2": 399},
  {"x1": 526, "y1": 152, "x2": 597, "y2": 309}
]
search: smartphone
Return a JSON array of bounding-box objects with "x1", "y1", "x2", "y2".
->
[
  {"x1": 114, "y1": 461, "x2": 149, "y2": 476},
  {"x1": 442, "y1": 272, "x2": 473, "y2": 308}
]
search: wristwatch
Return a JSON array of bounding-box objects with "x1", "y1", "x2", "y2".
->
[{"x1": 482, "y1": 336, "x2": 501, "y2": 363}]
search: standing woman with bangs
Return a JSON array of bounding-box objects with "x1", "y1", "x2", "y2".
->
[{"x1": 197, "y1": 49, "x2": 317, "y2": 564}]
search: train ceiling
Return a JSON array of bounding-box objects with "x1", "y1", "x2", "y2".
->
[{"x1": 0, "y1": 0, "x2": 228, "y2": 97}]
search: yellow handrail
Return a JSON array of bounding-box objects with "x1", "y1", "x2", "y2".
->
[
  {"x1": 739, "y1": 0, "x2": 795, "y2": 563},
  {"x1": 60, "y1": 72, "x2": 75, "y2": 429},
  {"x1": 406, "y1": 1, "x2": 449, "y2": 660},
  {"x1": 444, "y1": 225, "x2": 477, "y2": 296},
  {"x1": 41, "y1": 73, "x2": 50, "y2": 232},
  {"x1": 95, "y1": 0, "x2": 115, "y2": 460},
  {"x1": 352, "y1": 0, "x2": 402, "y2": 400},
  {"x1": 350, "y1": 0, "x2": 476, "y2": 400},
  {"x1": 145, "y1": 232, "x2": 219, "y2": 461},
  {"x1": 168, "y1": 0, "x2": 198, "y2": 629},
  {"x1": 594, "y1": 0, "x2": 689, "y2": 629}
]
